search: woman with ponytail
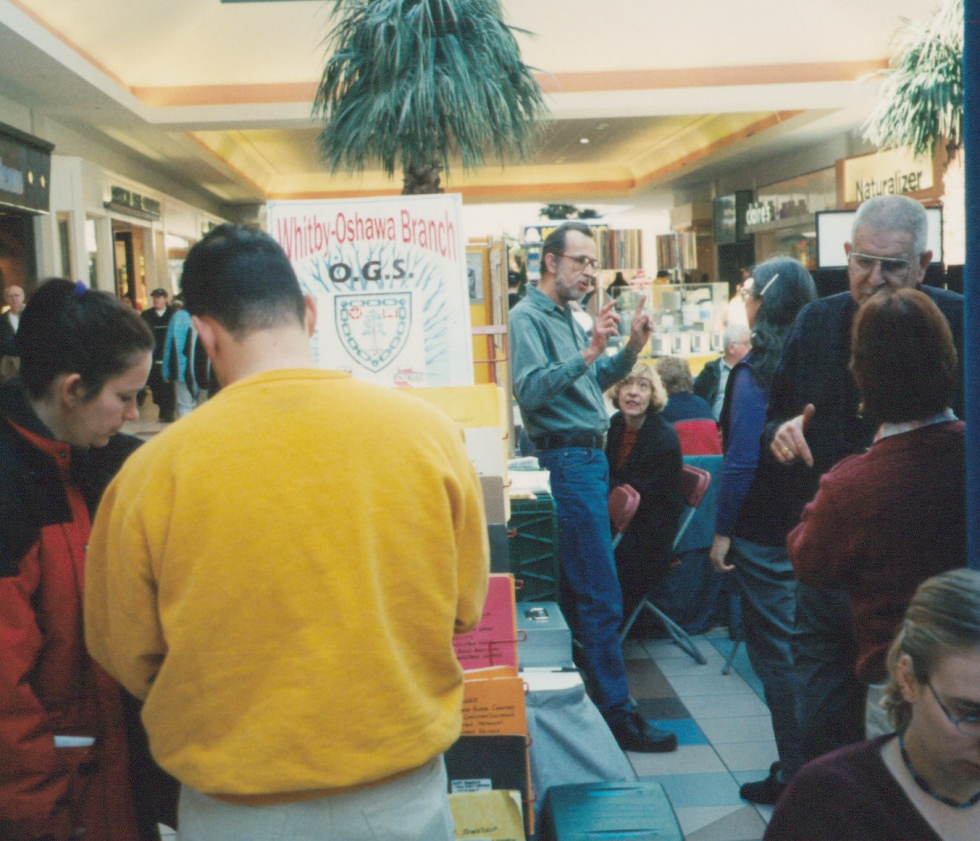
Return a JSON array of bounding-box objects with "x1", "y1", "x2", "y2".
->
[
  {"x1": 0, "y1": 279, "x2": 172, "y2": 840},
  {"x1": 708, "y1": 257, "x2": 817, "y2": 804}
]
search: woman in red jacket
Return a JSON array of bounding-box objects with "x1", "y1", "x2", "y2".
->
[{"x1": 0, "y1": 279, "x2": 167, "y2": 841}]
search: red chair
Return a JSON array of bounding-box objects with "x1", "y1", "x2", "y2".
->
[
  {"x1": 608, "y1": 484, "x2": 641, "y2": 551},
  {"x1": 611, "y1": 465, "x2": 712, "y2": 664}
]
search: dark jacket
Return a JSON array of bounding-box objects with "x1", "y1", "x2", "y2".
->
[
  {"x1": 692, "y1": 357, "x2": 722, "y2": 407},
  {"x1": 715, "y1": 349, "x2": 800, "y2": 545},
  {"x1": 0, "y1": 312, "x2": 16, "y2": 357},
  {"x1": 0, "y1": 381, "x2": 172, "y2": 841},
  {"x1": 140, "y1": 306, "x2": 173, "y2": 363},
  {"x1": 606, "y1": 411, "x2": 685, "y2": 619}
]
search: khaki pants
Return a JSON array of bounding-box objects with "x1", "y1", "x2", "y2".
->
[{"x1": 176, "y1": 756, "x2": 454, "y2": 841}]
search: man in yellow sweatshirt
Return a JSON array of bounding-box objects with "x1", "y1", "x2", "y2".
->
[{"x1": 85, "y1": 224, "x2": 490, "y2": 841}]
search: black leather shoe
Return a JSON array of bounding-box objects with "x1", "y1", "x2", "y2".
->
[
  {"x1": 609, "y1": 711, "x2": 678, "y2": 753},
  {"x1": 739, "y1": 762, "x2": 787, "y2": 805}
]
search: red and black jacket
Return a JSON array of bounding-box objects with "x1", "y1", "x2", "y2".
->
[{"x1": 0, "y1": 380, "x2": 159, "y2": 841}]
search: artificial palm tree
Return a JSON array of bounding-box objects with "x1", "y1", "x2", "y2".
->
[
  {"x1": 314, "y1": 0, "x2": 547, "y2": 194},
  {"x1": 863, "y1": 0, "x2": 962, "y2": 158}
]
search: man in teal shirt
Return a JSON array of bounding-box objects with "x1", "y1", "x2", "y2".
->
[{"x1": 510, "y1": 222, "x2": 676, "y2": 752}]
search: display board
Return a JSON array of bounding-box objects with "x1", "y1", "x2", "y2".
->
[
  {"x1": 267, "y1": 195, "x2": 473, "y2": 387},
  {"x1": 816, "y1": 207, "x2": 943, "y2": 268}
]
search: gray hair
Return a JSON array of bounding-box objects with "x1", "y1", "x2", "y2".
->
[
  {"x1": 722, "y1": 323, "x2": 749, "y2": 349},
  {"x1": 851, "y1": 195, "x2": 928, "y2": 259}
]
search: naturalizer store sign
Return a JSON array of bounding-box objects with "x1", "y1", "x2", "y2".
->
[{"x1": 842, "y1": 147, "x2": 933, "y2": 204}]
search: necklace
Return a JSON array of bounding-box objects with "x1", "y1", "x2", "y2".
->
[{"x1": 898, "y1": 731, "x2": 980, "y2": 809}]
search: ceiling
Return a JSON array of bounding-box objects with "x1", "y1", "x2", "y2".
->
[{"x1": 0, "y1": 0, "x2": 942, "y2": 212}]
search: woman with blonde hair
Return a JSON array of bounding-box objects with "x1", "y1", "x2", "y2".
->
[
  {"x1": 605, "y1": 364, "x2": 684, "y2": 632},
  {"x1": 766, "y1": 568, "x2": 980, "y2": 840}
]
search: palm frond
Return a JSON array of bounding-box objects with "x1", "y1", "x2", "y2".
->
[
  {"x1": 863, "y1": 0, "x2": 963, "y2": 157},
  {"x1": 313, "y1": 0, "x2": 548, "y2": 181}
]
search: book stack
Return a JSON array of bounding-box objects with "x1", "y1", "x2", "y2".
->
[{"x1": 450, "y1": 573, "x2": 532, "y2": 840}]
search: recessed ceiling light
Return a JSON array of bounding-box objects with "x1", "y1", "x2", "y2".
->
[
  {"x1": 596, "y1": 123, "x2": 608, "y2": 131},
  {"x1": 580, "y1": 138, "x2": 590, "y2": 144}
]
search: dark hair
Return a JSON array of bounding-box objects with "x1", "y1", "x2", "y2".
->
[
  {"x1": 180, "y1": 224, "x2": 306, "y2": 336},
  {"x1": 748, "y1": 257, "x2": 817, "y2": 391},
  {"x1": 883, "y1": 569, "x2": 980, "y2": 731},
  {"x1": 850, "y1": 288, "x2": 956, "y2": 423},
  {"x1": 16, "y1": 278, "x2": 153, "y2": 400},
  {"x1": 540, "y1": 222, "x2": 594, "y2": 276},
  {"x1": 654, "y1": 356, "x2": 694, "y2": 395}
]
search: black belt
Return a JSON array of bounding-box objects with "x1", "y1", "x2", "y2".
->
[{"x1": 533, "y1": 431, "x2": 606, "y2": 451}]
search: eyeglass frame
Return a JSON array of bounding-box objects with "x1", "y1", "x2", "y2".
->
[
  {"x1": 926, "y1": 679, "x2": 980, "y2": 736},
  {"x1": 847, "y1": 251, "x2": 916, "y2": 282},
  {"x1": 560, "y1": 253, "x2": 602, "y2": 272}
]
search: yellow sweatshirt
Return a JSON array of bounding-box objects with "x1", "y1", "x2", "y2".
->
[{"x1": 85, "y1": 369, "x2": 489, "y2": 800}]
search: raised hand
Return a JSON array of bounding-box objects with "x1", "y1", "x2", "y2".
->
[
  {"x1": 627, "y1": 296, "x2": 654, "y2": 354},
  {"x1": 583, "y1": 301, "x2": 621, "y2": 364}
]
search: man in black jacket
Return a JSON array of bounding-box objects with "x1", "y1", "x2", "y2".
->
[
  {"x1": 140, "y1": 288, "x2": 176, "y2": 422},
  {"x1": 765, "y1": 194, "x2": 964, "y2": 763},
  {"x1": 693, "y1": 323, "x2": 750, "y2": 420}
]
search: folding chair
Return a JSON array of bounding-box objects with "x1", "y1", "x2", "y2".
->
[
  {"x1": 609, "y1": 484, "x2": 641, "y2": 551},
  {"x1": 613, "y1": 465, "x2": 712, "y2": 664}
]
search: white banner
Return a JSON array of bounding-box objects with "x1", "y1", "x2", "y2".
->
[{"x1": 267, "y1": 195, "x2": 473, "y2": 387}]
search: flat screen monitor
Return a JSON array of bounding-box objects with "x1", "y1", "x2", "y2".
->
[{"x1": 815, "y1": 207, "x2": 942, "y2": 268}]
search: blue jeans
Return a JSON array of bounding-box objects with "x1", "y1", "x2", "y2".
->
[
  {"x1": 792, "y1": 582, "x2": 865, "y2": 761},
  {"x1": 537, "y1": 447, "x2": 630, "y2": 720},
  {"x1": 731, "y1": 536, "x2": 804, "y2": 778}
]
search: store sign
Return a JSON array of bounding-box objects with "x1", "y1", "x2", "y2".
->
[
  {"x1": 0, "y1": 126, "x2": 52, "y2": 214},
  {"x1": 267, "y1": 194, "x2": 473, "y2": 388},
  {"x1": 105, "y1": 185, "x2": 161, "y2": 219},
  {"x1": 742, "y1": 196, "x2": 811, "y2": 230},
  {"x1": 842, "y1": 147, "x2": 933, "y2": 204},
  {"x1": 744, "y1": 200, "x2": 773, "y2": 226}
]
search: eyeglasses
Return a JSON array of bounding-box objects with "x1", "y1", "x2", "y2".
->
[
  {"x1": 848, "y1": 252, "x2": 914, "y2": 282},
  {"x1": 561, "y1": 253, "x2": 602, "y2": 272},
  {"x1": 926, "y1": 679, "x2": 980, "y2": 736}
]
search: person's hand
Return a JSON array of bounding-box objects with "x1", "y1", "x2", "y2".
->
[
  {"x1": 583, "y1": 301, "x2": 621, "y2": 364},
  {"x1": 710, "y1": 535, "x2": 734, "y2": 572},
  {"x1": 771, "y1": 404, "x2": 815, "y2": 467},
  {"x1": 627, "y1": 296, "x2": 654, "y2": 355}
]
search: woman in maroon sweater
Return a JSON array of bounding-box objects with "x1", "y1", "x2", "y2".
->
[{"x1": 788, "y1": 288, "x2": 965, "y2": 736}]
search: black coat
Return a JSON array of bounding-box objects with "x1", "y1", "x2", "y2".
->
[
  {"x1": 606, "y1": 411, "x2": 685, "y2": 620},
  {"x1": 693, "y1": 357, "x2": 722, "y2": 407}
]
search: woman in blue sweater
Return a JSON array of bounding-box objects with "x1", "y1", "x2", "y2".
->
[{"x1": 709, "y1": 257, "x2": 816, "y2": 804}]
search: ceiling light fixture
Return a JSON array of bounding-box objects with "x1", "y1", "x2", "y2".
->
[{"x1": 580, "y1": 138, "x2": 590, "y2": 144}]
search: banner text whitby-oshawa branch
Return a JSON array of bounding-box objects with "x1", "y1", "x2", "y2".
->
[{"x1": 277, "y1": 209, "x2": 459, "y2": 264}]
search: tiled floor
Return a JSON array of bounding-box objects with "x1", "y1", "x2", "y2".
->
[{"x1": 621, "y1": 629, "x2": 777, "y2": 841}]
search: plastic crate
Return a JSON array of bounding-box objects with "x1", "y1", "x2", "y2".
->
[{"x1": 507, "y1": 493, "x2": 560, "y2": 602}]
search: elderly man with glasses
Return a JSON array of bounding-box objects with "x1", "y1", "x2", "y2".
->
[
  {"x1": 510, "y1": 221, "x2": 677, "y2": 754},
  {"x1": 763, "y1": 194, "x2": 964, "y2": 765}
]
